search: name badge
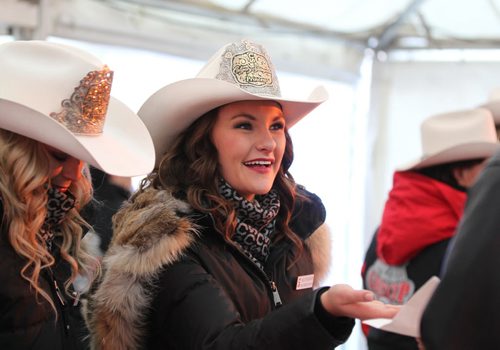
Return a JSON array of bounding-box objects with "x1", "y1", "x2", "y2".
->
[{"x1": 296, "y1": 274, "x2": 314, "y2": 290}]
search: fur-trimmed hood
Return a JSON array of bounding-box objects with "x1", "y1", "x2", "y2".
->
[{"x1": 84, "y1": 188, "x2": 331, "y2": 350}]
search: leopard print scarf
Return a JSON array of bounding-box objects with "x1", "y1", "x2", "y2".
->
[
  {"x1": 218, "y1": 179, "x2": 280, "y2": 269},
  {"x1": 40, "y1": 187, "x2": 76, "y2": 250}
]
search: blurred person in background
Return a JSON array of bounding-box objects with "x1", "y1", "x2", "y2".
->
[
  {"x1": 361, "y1": 108, "x2": 499, "y2": 350},
  {"x1": 419, "y1": 92, "x2": 500, "y2": 350}
]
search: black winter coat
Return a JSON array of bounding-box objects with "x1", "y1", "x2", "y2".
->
[
  {"x1": 421, "y1": 150, "x2": 500, "y2": 349},
  {"x1": 86, "y1": 187, "x2": 354, "y2": 350},
  {"x1": 84, "y1": 166, "x2": 131, "y2": 254},
  {"x1": 0, "y1": 206, "x2": 89, "y2": 349}
]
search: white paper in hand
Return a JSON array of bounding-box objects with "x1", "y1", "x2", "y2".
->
[{"x1": 362, "y1": 276, "x2": 440, "y2": 337}]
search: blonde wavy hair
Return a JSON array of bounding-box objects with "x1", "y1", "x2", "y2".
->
[{"x1": 0, "y1": 129, "x2": 97, "y2": 315}]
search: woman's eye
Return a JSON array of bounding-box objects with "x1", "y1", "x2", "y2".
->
[
  {"x1": 50, "y1": 152, "x2": 69, "y2": 162},
  {"x1": 235, "y1": 122, "x2": 252, "y2": 130},
  {"x1": 271, "y1": 122, "x2": 285, "y2": 130}
]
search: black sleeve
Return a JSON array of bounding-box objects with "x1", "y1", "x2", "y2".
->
[
  {"x1": 148, "y1": 258, "x2": 354, "y2": 350},
  {"x1": 420, "y1": 150, "x2": 500, "y2": 350},
  {"x1": 86, "y1": 167, "x2": 131, "y2": 253},
  {"x1": 314, "y1": 287, "x2": 355, "y2": 341}
]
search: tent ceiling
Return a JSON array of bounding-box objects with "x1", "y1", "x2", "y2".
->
[{"x1": 2, "y1": 0, "x2": 500, "y2": 81}]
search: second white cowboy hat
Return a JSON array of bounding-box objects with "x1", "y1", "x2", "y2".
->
[
  {"x1": 0, "y1": 40, "x2": 155, "y2": 177},
  {"x1": 138, "y1": 39, "x2": 328, "y2": 164},
  {"x1": 398, "y1": 108, "x2": 499, "y2": 170}
]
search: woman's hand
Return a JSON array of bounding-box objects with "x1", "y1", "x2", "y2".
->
[{"x1": 320, "y1": 284, "x2": 400, "y2": 320}]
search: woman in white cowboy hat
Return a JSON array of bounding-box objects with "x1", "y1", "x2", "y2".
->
[
  {"x1": 0, "y1": 40, "x2": 154, "y2": 349},
  {"x1": 361, "y1": 108, "x2": 499, "y2": 350},
  {"x1": 86, "y1": 39, "x2": 398, "y2": 350}
]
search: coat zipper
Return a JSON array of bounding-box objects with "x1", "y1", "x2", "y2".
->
[
  {"x1": 234, "y1": 245, "x2": 284, "y2": 309},
  {"x1": 47, "y1": 269, "x2": 71, "y2": 335},
  {"x1": 270, "y1": 281, "x2": 283, "y2": 307},
  {"x1": 207, "y1": 213, "x2": 284, "y2": 308},
  {"x1": 53, "y1": 279, "x2": 66, "y2": 307}
]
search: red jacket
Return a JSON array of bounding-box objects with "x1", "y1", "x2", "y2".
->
[{"x1": 377, "y1": 171, "x2": 466, "y2": 265}]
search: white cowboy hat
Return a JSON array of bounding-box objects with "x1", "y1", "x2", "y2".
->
[
  {"x1": 398, "y1": 108, "x2": 499, "y2": 170},
  {"x1": 0, "y1": 40, "x2": 155, "y2": 177},
  {"x1": 479, "y1": 88, "x2": 500, "y2": 125},
  {"x1": 138, "y1": 40, "x2": 328, "y2": 164}
]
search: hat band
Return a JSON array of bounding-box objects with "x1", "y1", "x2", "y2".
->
[{"x1": 50, "y1": 65, "x2": 113, "y2": 135}]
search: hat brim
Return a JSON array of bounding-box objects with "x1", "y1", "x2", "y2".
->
[
  {"x1": 138, "y1": 78, "x2": 328, "y2": 165},
  {"x1": 398, "y1": 142, "x2": 500, "y2": 171},
  {"x1": 479, "y1": 101, "x2": 500, "y2": 124},
  {"x1": 0, "y1": 97, "x2": 155, "y2": 177}
]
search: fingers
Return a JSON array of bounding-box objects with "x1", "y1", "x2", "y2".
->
[
  {"x1": 321, "y1": 284, "x2": 401, "y2": 320},
  {"x1": 329, "y1": 284, "x2": 375, "y2": 304},
  {"x1": 347, "y1": 301, "x2": 400, "y2": 320},
  {"x1": 340, "y1": 299, "x2": 399, "y2": 320}
]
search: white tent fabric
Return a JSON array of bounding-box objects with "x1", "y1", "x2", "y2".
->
[
  {"x1": 2, "y1": 2, "x2": 500, "y2": 349},
  {"x1": 3, "y1": 0, "x2": 500, "y2": 81}
]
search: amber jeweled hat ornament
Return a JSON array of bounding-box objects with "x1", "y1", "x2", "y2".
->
[
  {"x1": 0, "y1": 40, "x2": 155, "y2": 177},
  {"x1": 138, "y1": 39, "x2": 329, "y2": 164},
  {"x1": 50, "y1": 65, "x2": 113, "y2": 135}
]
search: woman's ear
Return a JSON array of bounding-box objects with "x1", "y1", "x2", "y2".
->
[
  {"x1": 452, "y1": 162, "x2": 486, "y2": 189},
  {"x1": 452, "y1": 167, "x2": 467, "y2": 188}
]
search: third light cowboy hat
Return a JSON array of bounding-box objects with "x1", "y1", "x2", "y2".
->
[
  {"x1": 0, "y1": 40, "x2": 155, "y2": 177},
  {"x1": 398, "y1": 108, "x2": 499, "y2": 170},
  {"x1": 138, "y1": 39, "x2": 329, "y2": 164},
  {"x1": 479, "y1": 88, "x2": 500, "y2": 125}
]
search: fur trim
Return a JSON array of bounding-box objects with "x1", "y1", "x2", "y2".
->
[
  {"x1": 84, "y1": 189, "x2": 198, "y2": 350},
  {"x1": 305, "y1": 223, "x2": 332, "y2": 288}
]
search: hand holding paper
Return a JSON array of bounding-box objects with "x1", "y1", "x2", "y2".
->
[{"x1": 362, "y1": 276, "x2": 440, "y2": 338}]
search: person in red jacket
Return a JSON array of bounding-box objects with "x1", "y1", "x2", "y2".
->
[{"x1": 361, "y1": 108, "x2": 500, "y2": 350}]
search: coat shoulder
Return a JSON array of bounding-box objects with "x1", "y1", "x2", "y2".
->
[{"x1": 85, "y1": 188, "x2": 199, "y2": 350}]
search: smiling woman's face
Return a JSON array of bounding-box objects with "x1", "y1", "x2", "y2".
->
[
  {"x1": 211, "y1": 100, "x2": 286, "y2": 201},
  {"x1": 44, "y1": 145, "x2": 84, "y2": 192}
]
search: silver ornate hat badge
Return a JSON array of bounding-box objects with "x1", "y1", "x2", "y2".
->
[{"x1": 216, "y1": 40, "x2": 281, "y2": 98}]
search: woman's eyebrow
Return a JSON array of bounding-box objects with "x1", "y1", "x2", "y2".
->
[{"x1": 231, "y1": 113, "x2": 256, "y2": 121}]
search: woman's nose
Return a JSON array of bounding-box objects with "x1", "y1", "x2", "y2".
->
[
  {"x1": 256, "y1": 131, "x2": 276, "y2": 151},
  {"x1": 62, "y1": 157, "x2": 84, "y2": 181}
]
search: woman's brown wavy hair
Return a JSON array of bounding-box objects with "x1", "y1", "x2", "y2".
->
[
  {"x1": 0, "y1": 129, "x2": 96, "y2": 315},
  {"x1": 140, "y1": 104, "x2": 305, "y2": 255}
]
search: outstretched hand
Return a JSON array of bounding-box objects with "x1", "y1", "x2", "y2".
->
[{"x1": 320, "y1": 284, "x2": 400, "y2": 320}]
